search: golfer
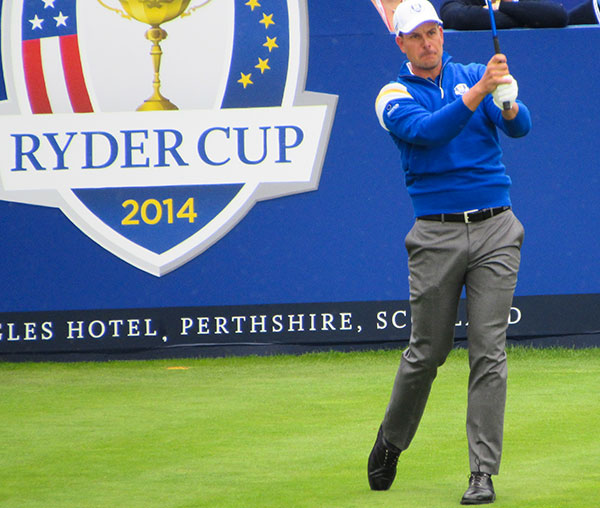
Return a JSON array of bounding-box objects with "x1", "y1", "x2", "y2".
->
[{"x1": 368, "y1": 0, "x2": 531, "y2": 504}]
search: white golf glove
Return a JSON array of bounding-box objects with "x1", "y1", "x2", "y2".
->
[{"x1": 492, "y1": 75, "x2": 518, "y2": 110}]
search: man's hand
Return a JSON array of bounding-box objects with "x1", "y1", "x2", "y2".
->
[
  {"x1": 479, "y1": 54, "x2": 512, "y2": 94},
  {"x1": 492, "y1": 75, "x2": 518, "y2": 110}
]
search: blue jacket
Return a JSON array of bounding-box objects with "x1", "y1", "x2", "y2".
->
[{"x1": 375, "y1": 52, "x2": 532, "y2": 217}]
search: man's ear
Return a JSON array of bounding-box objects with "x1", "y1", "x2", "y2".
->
[{"x1": 395, "y1": 35, "x2": 404, "y2": 53}]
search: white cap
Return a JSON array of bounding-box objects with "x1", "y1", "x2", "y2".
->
[{"x1": 393, "y1": 0, "x2": 443, "y2": 35}]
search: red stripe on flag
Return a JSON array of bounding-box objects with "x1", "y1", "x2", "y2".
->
[
  {"x1": 59, "y1": 34, "x2": 93, "y2": 113},
  {"x1": 22, "y1": 39, "x2": 52, "y2": 114}
]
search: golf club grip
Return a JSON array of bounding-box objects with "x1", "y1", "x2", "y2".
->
[
  {"x1": 492, "y1": 36, "x2": 511, "y2": 111},
  {"x1": 493, "y1": 36, "x2": 501, "y2": 55}
]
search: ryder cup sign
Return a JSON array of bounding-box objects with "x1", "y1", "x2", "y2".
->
[{"x1": 0, "y1": 0, "x2": 337, "y2": 275}]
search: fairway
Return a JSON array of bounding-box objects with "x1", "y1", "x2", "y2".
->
[{"x1": 1, "y1": 347, "x2": 598, "y2": 508}]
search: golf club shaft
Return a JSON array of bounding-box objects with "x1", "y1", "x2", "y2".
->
[{"x1": 486, "y1": 0, "x2": 511, "y2": 110}]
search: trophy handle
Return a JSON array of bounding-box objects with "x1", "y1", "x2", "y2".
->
[
  {"x1": 181, "y1": 0, "x2": 215, "y2": 18},
  {"x1": 96, "y1": 0, "x2": 132, "y2": 20}
]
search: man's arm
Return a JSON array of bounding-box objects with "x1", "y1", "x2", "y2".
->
[
  {"x1": 440, "y1": 0, "x2": 567, "y2": 29},
  {"x1": 441, "y1": 0, "x2": 520, "y2": 29},
  {"x1": 498, "y1": 0, "x2": 568, "y2": 28},
  {"x1": 497, "y1": 100, "x2": 531, "y2": 137},
  {"x1": 375, "y1": 83, "x2": 475, "y2": 146}
]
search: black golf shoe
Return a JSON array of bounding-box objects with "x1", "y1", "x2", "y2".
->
[
  {"x1": 460, "y1": 472, "x2": 496, "y2": 505},
  {"x1": 367, "y1": 426, "x2": 401, "y2": 490}
]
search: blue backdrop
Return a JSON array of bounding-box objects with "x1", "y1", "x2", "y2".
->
[{"x1": 1, "y1": 1, "x2": 598, "y2": 359}]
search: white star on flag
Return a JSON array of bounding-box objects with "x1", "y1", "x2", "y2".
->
[
  {"x1": 54, "y1": 12, "x2": 68, "y2": 27},
  {"x1": 42, "y1": 0, "x2": 56, "y2": 8},
  {"x1": 29, "y1": 14, "x2": 44, "y2": 30}
]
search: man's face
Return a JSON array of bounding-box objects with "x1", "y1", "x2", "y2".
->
[{"x1": 396, "y1": 22, "x2": 444, "y2": 77}]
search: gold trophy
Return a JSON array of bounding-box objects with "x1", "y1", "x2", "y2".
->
[{"x1": 98, "y1": 0, "x2": 212, "y2": 111}]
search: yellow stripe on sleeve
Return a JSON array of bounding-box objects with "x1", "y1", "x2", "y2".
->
[{"x1": 375, "y1": 83, "x2": 413, "y2": 131}]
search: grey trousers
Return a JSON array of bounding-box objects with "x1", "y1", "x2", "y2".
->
[{"x1": 381, "y1": 210, "x2": 524, "y2": 475}]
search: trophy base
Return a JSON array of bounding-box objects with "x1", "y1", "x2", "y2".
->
[{"x1": 136, "y1": 98, "x2": 178, "y2": 112}]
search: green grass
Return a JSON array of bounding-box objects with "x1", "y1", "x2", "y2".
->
[{"x1": 1, "y1": 347, "x2": 598, "y2": 508}]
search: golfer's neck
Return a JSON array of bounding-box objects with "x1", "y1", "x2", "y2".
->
[{"x1": 411, "y1": 62, "x2": 442, "y2": 81}]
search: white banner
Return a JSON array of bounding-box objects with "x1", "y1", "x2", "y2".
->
[{"x1": 0, "y1": 105, "x2": 328, "y2": 191}]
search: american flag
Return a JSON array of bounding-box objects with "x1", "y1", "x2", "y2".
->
[{"x1": 21, "y1": 0, "x2": 93, "y2": 114}]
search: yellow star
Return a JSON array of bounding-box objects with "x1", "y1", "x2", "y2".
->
[
  {"x1": 238, "y1": 72, "x2": 253, "y2": 88},
  {"x1": 259, "y1": 13, "x2": 275, "y2": 29},
  {"x1": 255, "y1": 57, "x2": 270, "y2": 74},
  {"x1": 263, "y1": 36, "x2": 278, "y2": 52},
  {"x1": 245, "y1": 0, "x2": 260, "y2": 11}
]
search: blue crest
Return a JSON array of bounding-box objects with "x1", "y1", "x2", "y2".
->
[{"x1": 0, "y1": 0, "x2": 337, "y2": 275}]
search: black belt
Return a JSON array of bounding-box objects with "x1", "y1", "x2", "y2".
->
[{"x1": 417, "y1": 206, "x2": 511, "y2": 223}]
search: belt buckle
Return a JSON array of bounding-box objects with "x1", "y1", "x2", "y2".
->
[{"x1": 463, "y1": 209, "x2": 479, "y2": 223}]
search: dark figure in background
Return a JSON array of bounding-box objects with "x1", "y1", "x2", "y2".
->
[
  {"x1": 441, "y1": 0, "x2": 569, "y2": 29},
  {"x1": 568, "y1": 0, "x2": 600, "y2": 24},
  {"x1": 441, "y1": 0, "x2": 600, "y2": 29}
]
